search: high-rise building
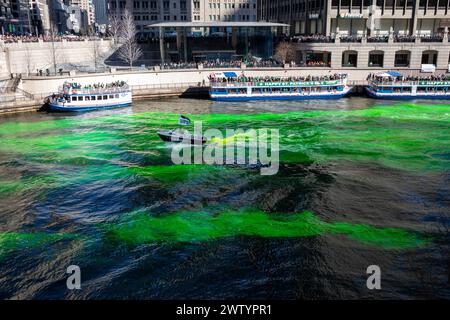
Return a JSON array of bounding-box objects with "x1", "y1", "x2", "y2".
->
[
  {"x1": 48, "y1": 0, "x2": 70, "y2": 34},
  {"x1": 69, "y1": 0, "x2": 95, "y2": 25},
  {"x1": 93, "y1": 0, "x2": 107, "y2": 24},
  {"x1": 1, "y1": 0, "x2": 14, "y2": 33},
  {"x1": 258, "y1": 0, "x2": 450, "y2": 37},
  {"x1": 29, "y1": 0, "x2": 50, "y2": 34}
]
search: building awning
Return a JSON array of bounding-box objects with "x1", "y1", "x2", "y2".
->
[
  {"x1": 377, "y1": 71, "x2": 403, "y2": 77},
  {"x1": 210, "y1": 71, "x2": 239, "y2": 78},
  {"x1": 147, "y1": 22, "x2": 289, "y2": 28}
]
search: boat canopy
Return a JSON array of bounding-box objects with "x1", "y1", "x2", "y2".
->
[
  {"x1": 223, "y1": 71, "x2": 238, "y2": 78},
  {"x1": 377, "y1": 71, "x2": 403, "y2": 77},
  {"x1": 210, "y1": 71, "x2": 238, "y2": 79}
]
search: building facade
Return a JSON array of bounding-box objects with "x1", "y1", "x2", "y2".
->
[
  {"x1": 93, "y1": 0, "x2": 108, "y2": 24},
  {"x1": 107, "y1": 0, "x2": 257, "y2": 36},
  {"x1": 30, "y1": 0, "x2": 50, "y2": 34},
  {"x1": 258, "y1": 0, "x2": 450, "y2": 71},
  {"x1": 1, "y1": 0, "x2": 15, "y2": 34},
  {"x1": 258, "y1": 0, "x2": 450, "y2": 37}
]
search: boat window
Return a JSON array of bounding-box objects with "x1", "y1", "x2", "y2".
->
[
  {"x1": 78, "y1": 96, "x2": 83, "y2": 101},
  {"x1": 72, "y1": 96, "x2": 77, "y2": 101},
  {"x1": 115, "y1": 94, "x2": 119, "y2": 98},
  {"x1": 109, "y1": 95, "x2": 114, "y2": 99},
  {"x1": 85, "y1": 96, "x2": 90, "y2": 101},
  {"x1": 91, "y1": 96, "x2": 96, "y2": 100},
  {"x1": 103, "y1": 95, "x2": 108, "y2": 100},
  {"x1": 98, "y1": 96, "x2": 103, "y2": 100}
]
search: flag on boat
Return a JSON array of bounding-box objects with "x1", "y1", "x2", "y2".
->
[{"x1": 178, "y1": 115, "x2": 191, "y2": 126}]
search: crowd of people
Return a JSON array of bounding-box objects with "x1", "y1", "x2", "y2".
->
[
  {"x1": 288, "y1": 34, "x2": 334, "y2": 43},
  {"x1": 303, "y1": 61, "x2": 330, "y2": 67},
  {"x1": 419, "y1": 35, "x2": 444, "y2": 42},
  {"x1": 202, "y1": 60, "x2": 244, "y2": 68},
  {"x1": 161, "y1": 58, "x2": 281, "y2": 70},
  {"x1": 393, "y1": 35, "x2": 416, "y2": 42},
  {"x1": 0, "y1": 33, "x2": 106, "y2": 43},
  {"x1": 210, "y1": 73, "x2": 346, "y2": 84},
  {"x1": 340, "y1": 35, "x2": 362, "y2": 43},
  {"x1": 281, "y1": 33, "x2": 449, "y2": 44},
  {"x1": 62, "y1": 81, "x2": 128, "y2": 93}
]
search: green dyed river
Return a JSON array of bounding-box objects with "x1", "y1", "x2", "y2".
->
[{"x1": 0, "y1": 97, "x2": 449, "y2": 299}]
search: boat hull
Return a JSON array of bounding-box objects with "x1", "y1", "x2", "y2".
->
[
  {"x1": 210, "y1": 91, "x2": 351, "y2": 102},
  {"x1": 48, "y1": 102, "x2": 132, "y2": 112},
  {"x1": 158, "y1": 130, "x2": 207, "y2": 144},
  {"x1": 365, "y1": 86, "x2": 450, "y2": 100}
]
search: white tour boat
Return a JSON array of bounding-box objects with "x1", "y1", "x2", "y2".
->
[
  {"x1": 209, "y1": 72, "x2": 351, "y2": 101},
  {"x1": 366, "y1": 71, "x2": 450, "y2": 100},
  {"x1": 48, "y1": 81, "x2": 132, "y2": 112}
]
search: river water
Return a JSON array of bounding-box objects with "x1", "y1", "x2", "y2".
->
[{"x1": 0, "y1": 97, "x2": 449, "y2": 299}]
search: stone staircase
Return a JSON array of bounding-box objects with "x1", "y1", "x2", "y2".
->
[{"x1": 0, "y1": 76, "x2": 42, "y2": 114}]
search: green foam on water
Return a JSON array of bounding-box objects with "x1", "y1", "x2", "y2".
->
[
  {"x1": 103, "y1": 208, "x2": 430, "y2": 249},
  {"x1": 127, "y1": 164, "x2": 235, "y2": 183},
  {"x1": 0, "y1": 231, "x2": 75, "y2": 259}
]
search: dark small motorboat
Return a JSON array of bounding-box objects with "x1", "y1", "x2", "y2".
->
[{"x1": 157, "y1": 129, "x2": 207, "y2": 144}]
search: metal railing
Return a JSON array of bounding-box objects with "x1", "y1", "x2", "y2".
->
[
  {"x1": 131, "y1": 82, "x2": 207, "y2": 91},
  {"x1": 369, "y1": 80, "x2": 450, "y2": 86},
  {"x1": 210, "y1": 80, "x2": 346, "y2": 88},
  {"x1": 58, "y1": 85, "x2": 130, "y2": 95}
]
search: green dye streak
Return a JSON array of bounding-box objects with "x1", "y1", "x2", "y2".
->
[
  {"x1": 104, "y1": 208, "x2": 430, "y2": 249},
  {"x1": 0, "y1": 231, "x2": 74, "y2": 259},
  {"x1": 127, "y1": 164, "x2": 234, "y2": 183}
]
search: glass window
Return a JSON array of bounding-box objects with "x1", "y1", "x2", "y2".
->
[
  {"x1": 103, "y1": 95, "x2": 108, "y2": 100},
  {"x1": 91, "y1": 96, "x2": 96, "y2": 100},
  {"x1": 98, "y1": 96, "x2": 103, "y2": 100},
  {"x1": 72, "y1": 96, "x2": 77, "y2": 101},
  {"x1": 109, "y1": 95, "x2": 114, "y2": 99},
  {"x1": 115, "y1": 94, "x2": 119, "y2": 98}
]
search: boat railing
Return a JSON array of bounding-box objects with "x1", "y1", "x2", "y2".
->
[
  {"x1": 211, "y1": 80, "x2": 346, "y2": 88},
  {"x1": 369, "y1": 80, "x2": 450, "y2": 86}
]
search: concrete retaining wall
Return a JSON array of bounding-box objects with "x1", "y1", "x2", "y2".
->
[{"x1": 0, "y1": 39, "x2": 114, "y2": 77}]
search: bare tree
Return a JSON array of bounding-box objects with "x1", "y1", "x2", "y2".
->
[
  {"x1": 48, "y1": 22, "x2": 59, "y2": 75},
  {"x1": 90, "y1": 36, "x2": 102, "y2": 72},
  {"x1": 24, "y1": 44, "x2": 35, "y2": 76},
  {"x1": 274, "y1": 42, "x2": 297, "y2": 64},
  {"x1": 117, "y1": 10, "x2": 143, "y2": 69},
  {"x1": 108, "y1": 14, "x2": 122, "y2": 46}
]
